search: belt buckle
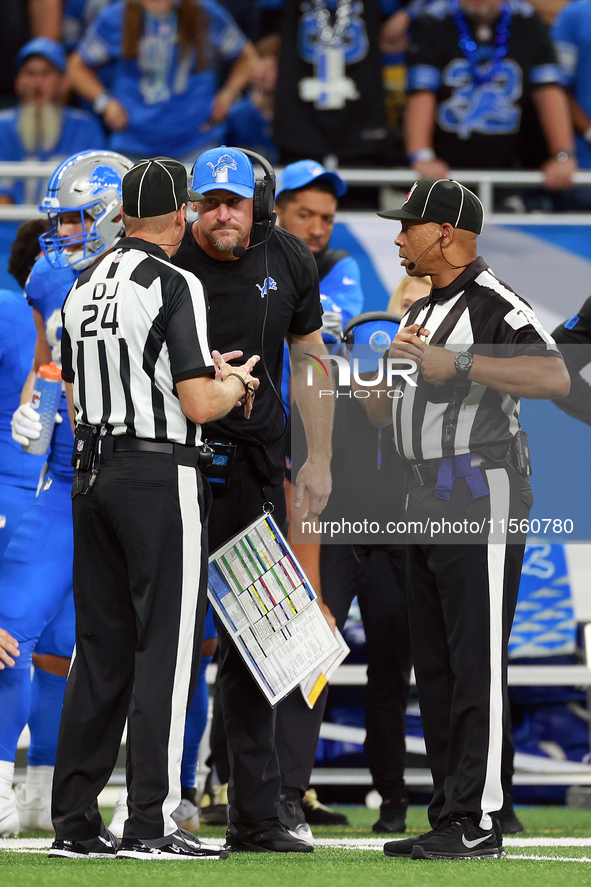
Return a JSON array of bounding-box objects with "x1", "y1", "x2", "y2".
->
[{"x1": 412, "y1": 463, "x2": 426, "y2": 485}]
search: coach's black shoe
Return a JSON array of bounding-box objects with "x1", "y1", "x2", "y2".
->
[
  {"x1": 225, "y1": 817, "x2": 314, "y2": 853},
  {"x1": 278, "y1": 795, "x2": 315, "y2": 845},
  {"x1": 117, "y1": 827, "x2": 228, "y2": 860},
  {"x1": 373, "y1": 798, "x2": 408, "y2": 834},
  {"x1": 383, "y1": 830, "x2": 435, "y2": 857},
  {"x1": 410, "y1": 815, "x2": 504, "y2": 859},
  {"x1": 48, "y1": 824, "x2": 119, "y2": 859}
]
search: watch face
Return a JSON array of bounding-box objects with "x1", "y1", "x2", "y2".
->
[{"x1": 456, "y1": 352, "x2": 472, "y2": 370}]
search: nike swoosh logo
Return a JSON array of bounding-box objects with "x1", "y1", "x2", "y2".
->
[
  {"x1": 462, "y1": 834, "x2": 491, "y2": 848},
  {"x1": 98, "y1": 836, "x2": 112, "y2": 846}
]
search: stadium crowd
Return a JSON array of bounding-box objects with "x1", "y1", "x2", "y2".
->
[{"x1": 0, "y1": 0, "x2": 589, "y2": 863}]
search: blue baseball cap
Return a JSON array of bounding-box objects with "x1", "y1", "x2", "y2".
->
[
  {"x1": 191, "y1": 146, "x2": 255, "y2": 199},
  {"x1": 16, "y1": 38, "x2": 67, "y2": 74},
  {"x1": 275, "y1": 159, "x2": 347, "y2": 200},
  {"x1": 346, "y1": 317, "x2": 400, "y2": 374}
]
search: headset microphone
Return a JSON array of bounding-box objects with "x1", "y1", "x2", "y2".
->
[
  {"x1": 232, "y1": 219, "x2": 276, "y2": 258},
  {"x1": 407, "y1": 232, "x2": 447, "y2": 271}
]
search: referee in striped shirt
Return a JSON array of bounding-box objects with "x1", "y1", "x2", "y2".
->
[
  {"x1": 367, "y1": 179, "x2": 570, "y2": 861},
  {"x1": 50, "y1": 158, "x2": 259, "y2": 861}
]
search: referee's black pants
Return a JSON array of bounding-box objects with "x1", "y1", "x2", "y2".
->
[
  {"x1": 405, "y1": 464, "x2": 530, "y2": 830},
  {"x1": 51, "y1": 446, "x2": 209, "y2": 841}
]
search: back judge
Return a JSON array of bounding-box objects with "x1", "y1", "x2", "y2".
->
[{"x1": 50, "y1": 157, "x2": 259, "y2": 862}]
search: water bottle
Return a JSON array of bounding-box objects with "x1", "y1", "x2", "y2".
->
[{"x1": 25, "y1": 362, "x2": 63, "y2": 456}]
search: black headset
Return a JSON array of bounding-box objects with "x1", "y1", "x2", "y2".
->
[{"x1": 225, "y1": 146, "x2": 276, "y2": 224}]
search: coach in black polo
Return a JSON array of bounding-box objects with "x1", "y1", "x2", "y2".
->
[
  {"x1": 367, "y1": 179, "x2": 570, "y2": 861},
  {"x1": 50, "y1": 158, "x2": 259, "y2": 861},
  {"x1": 173, "y1": 146, "x2": 331, "y2": 853}
]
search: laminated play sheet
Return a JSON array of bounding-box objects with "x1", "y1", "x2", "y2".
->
[
  {"x1": 300, "y1": 628, "x2": 350, "y2": 709},
  {"x1": 208, "y1": 513, "x2": 339, "y2": 706}
]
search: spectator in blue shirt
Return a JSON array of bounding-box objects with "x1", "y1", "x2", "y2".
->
[
  {"x1": 0, "y1": 38, "x2": 105, "y2": 205},
  {"x1": 68, "y1": 0, "x2": 257, "y2": 160}
]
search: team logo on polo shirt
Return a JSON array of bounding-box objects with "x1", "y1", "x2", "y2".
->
[
  {"x1": 207, "y1": 154, "x2": 238, "y2": 183},
  {"x1": 256, "y1": 277, "x2": 277, "y2": 297}
]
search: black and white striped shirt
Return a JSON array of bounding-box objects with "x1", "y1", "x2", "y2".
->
[
  {"x1": 393, "y1": 257, "x2": 561, "y2": 462},
  {"x1": 61, "y1": 237, "x2": 215, "y2": 446}
]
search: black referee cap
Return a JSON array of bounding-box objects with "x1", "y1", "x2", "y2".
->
[
  {"x1": 122, "y1": 157, "x2": 204, "y2": 218},
  {"x1": 377, "y1": 179, "x2": 484, "y2": 234}
]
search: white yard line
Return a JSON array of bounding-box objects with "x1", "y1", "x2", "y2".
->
[{"x1": 3, "y1": 836, "x2": 591, "y2": 857}]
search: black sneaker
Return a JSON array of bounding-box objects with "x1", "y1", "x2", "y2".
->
[
  {"x1": 411, "y1": 815, "x2": 504, "y2": 859},
  {"x1": 372, "y1": 798, "x2": 408, "y2": 834},
  {"x1": 117, "y1": 827, "x2": 228, "y2": 860},
  {"x1": 279, "y1": 796, "x2": 315, "y2": 845},
  {"x1": 497, "y1": 807, "x2": 524, "y2": 835},
  {"x1": 301, "y1": 789, "x2": 350, "y2": 826},
  {"x1": 48, "y1": 825, "x2": 119, "y2": 859},
  {"x1": 384, "y1": 830, "x2": 435, "y2": 858},
  {"x1": 225, "y1": 817, "x2": 314, "y2": 853}
]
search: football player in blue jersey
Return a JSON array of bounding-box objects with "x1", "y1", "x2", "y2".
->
[
  {"x1": 0, "y1": 149, "x2": 132, "y2": 837},
  {"x1": 0, "y1": 221, "x2": 49, "y2": 560}
]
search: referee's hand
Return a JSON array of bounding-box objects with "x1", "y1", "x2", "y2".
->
[
  {"x1": 389, "y1": 323, "x2": 428, "y2": 362},
  {"x1": 214, "y1": 351, "x2": 260, "y2": 418}
]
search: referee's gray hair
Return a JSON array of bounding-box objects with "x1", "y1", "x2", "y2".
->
[{"x1": 123, "y1": 210, "x2": 178, "y2": 235}]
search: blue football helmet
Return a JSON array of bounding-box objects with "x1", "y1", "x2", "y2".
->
[{"x1": 39, "y1": 149, "x2": 132, "y2": 270}]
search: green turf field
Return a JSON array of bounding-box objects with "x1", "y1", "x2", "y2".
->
[{"x1": 2, "y1": 805, "x2": 591, "y2": 887}]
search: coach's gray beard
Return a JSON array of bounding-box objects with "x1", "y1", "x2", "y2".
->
[
  {"x1": 205, "y1": 228, "x2": 242, "y2": 253},
  {"x1": 17, "y1": 102, "x2": 63, "y2": 153}
]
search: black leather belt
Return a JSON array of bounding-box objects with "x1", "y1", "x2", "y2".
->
[
  {"x1": 100, "y1": 434, "x2": 210, "y2": 468},
  {"x1": 113, "y1": 437, "x2": 174, "y2": 455}
]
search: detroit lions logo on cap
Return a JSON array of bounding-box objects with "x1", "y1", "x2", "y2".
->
[
  {"x1": 305, "y1": 161, "x2": 324, "y2": 177},
  {"x1": 255, "y1": 277, "x2": 277, "y2": 297},
  {"x1": 207, "y1": 154, "x2": 238, "y2": 183}
]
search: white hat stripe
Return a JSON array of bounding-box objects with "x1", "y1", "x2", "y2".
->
[
  {"x1": 136, "y1": 161, "x2": 151, "y2": 218},
  {"x1": 453, "y1": 181, "x2": 465, "y2": 228},
  {"x1": 154, "y1": 159, "x2": 178, "y2": 209}
]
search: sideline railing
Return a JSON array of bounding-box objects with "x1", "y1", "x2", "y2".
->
[{"x1": 2, "y1": 163, "x2": 591, "y2": 224}]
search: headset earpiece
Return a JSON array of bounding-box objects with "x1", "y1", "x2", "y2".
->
[
  {"x1": 252, "y1": 176, "x2": 275, "y2": 224},
  {"x1": 228, "y1": 147, "x2": 276, "y2": 224}
]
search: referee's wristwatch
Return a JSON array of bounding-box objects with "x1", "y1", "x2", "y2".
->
[{"x1": 454, "y1": 351, "x2": 473, "y2": 376}]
